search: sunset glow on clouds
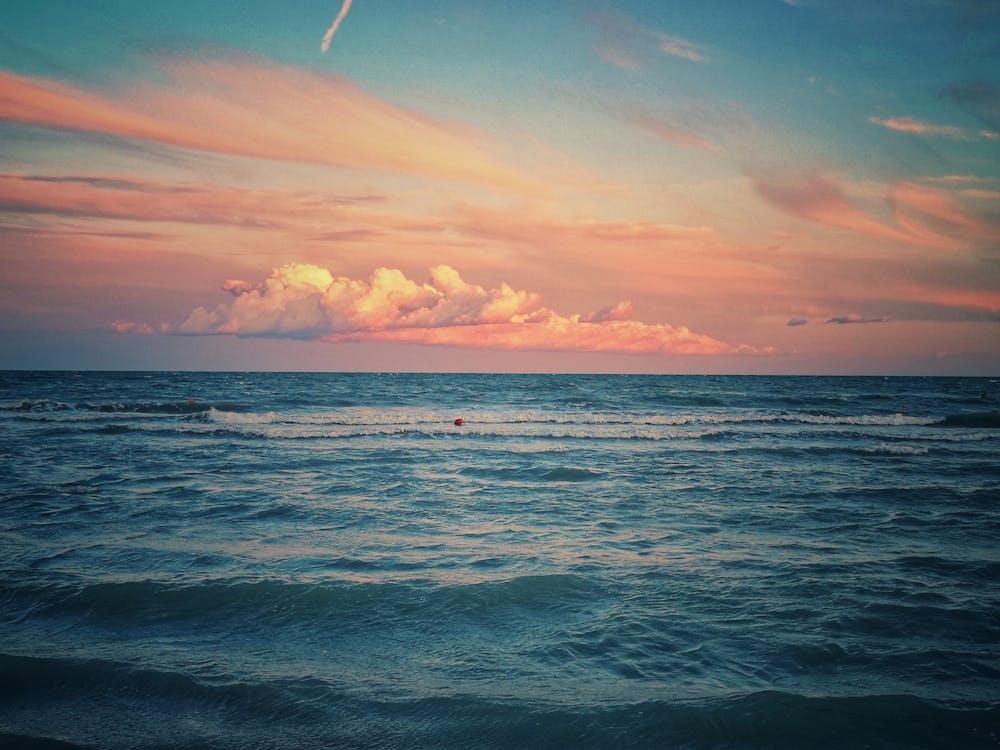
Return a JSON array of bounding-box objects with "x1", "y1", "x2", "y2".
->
[
  {"x1": 870, "y1": 116, "x2": 999, "y2": 142},
  {"x1": 170, "y1": 263, "x2": 749, "y2": 355},
  {"x1": 1, "y1": 1, "x2": 997, "y2": 373},
  {"x1": 750, "y1": 173, "x2": 1000, "y2": 251},
  {"x1": 0, "y1": 59, "x2": 534, "y2": 191}
]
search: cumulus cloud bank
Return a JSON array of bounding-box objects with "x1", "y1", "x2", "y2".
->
[{"x1": 175, "y1": 263, "x2": 755, "y2": 355}]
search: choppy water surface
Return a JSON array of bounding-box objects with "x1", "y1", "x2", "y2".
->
[{"x1": 1, "y1": 372, "x2": 998, "y2": 748}]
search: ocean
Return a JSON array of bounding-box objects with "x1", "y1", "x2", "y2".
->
[{"x1": 1, "y1": 371, "x2": 998, "y2": 749}]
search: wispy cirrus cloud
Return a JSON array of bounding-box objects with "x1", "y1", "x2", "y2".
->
[
  {"x1": 0, "y1": 56, "x2": 535, "y2": 191},
  {"x1": 960, "y1": 188, "x2": 1000, "y2": 199},
  {"x1": 0, "y1": 172, "x2": 384, "y2": 227},
  {"x1": 591, "y1": 11, "x2": 704, "y2": 72},
  {"x1": 920, "y1": 174, "x2": 994, "y2": 184},
  {"x1": 450, "y1": 201, "x2": 714, "y2": 247},
  {"x1": 869, "y1": 116, "x2": 969, "y2": 138},
  {"x1": 171, "y1": 263, "x2": 761, "y2": 355},
  {"x1": 657, "y1": 36, "x2": 703, "y2": 63},
  {"x1": 751, "y1": 172, "x2": 916, "y2": 244},
  {"x1": 869, "y1": 115, "x2": 998, "y2": 141},
  {"x1": 891, "y1": 182, "x2": 988, "y2": 232},
  {"x1": 628, "y1": 111, "x2": 721, "y2": 154},
  {"x1": 751, "y1": 171, "x2": 998, "y2": 249},
  {"x1": 0, "y1": 170, "x2": 720, "y2": 271},
  {"x1": 321, "y1": 0, "x2": 354, "y2": 53}
]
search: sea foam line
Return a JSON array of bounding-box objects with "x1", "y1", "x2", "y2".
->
[{"x1": 205, "y1": 408, "x2": 941, "y2": 428}]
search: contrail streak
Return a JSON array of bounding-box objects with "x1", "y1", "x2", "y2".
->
[{"x1": 321, "y1": 0, "x2": 354, "y2": 53}]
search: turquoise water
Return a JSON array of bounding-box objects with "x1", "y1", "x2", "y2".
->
[{"x1": 1, "y1": 372, "x2": 998, "y2": 748}]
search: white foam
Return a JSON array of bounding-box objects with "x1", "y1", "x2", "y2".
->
[
  {"x1": 866, "y1": 443, "x2": 930, "y2": 456},
  {"x1": 205, "y1": 407, "x2": 940, "y2": 429}
]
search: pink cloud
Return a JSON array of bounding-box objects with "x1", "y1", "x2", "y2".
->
[
  {"x1": 900, "y1": 286, "x2": 1000, "y2": 314},
  {"x1": 960, "y1": 188, "x2": 1000, "y2": 199},
  {"x1": 0, "y1": 58, "x2": 534, "y2": 191},
  {"x1": 921, "y1": 174, "x2": 992, "y2": 184},
  {"x1": 451, "y1": 202, "x2": 714, "y2": 249},
  {"x1": 892, "y1": 183, "x2": 980, "y2": 229},
  {"x1": 0, "y1": 170, "x2": 729, "y2": 294},
  {"x1": 0, "y1": 172, "x2": 719, "y2": 249},
  {"x1": 657, "y1": 37, "x2": 703, "y2": 63},
  {"x1": 891, "y1": 182, "x2": 1000, "y2": 246},
  {"x1": 581, "y1": 300, "x2": 634, "y2": 323},
  {"x1": 591, "y1": 11, "x2": 705, "y2": 71},
  {"x1": 869, "y1": 116, "x2": 970, "y2": 140},
  {"x1": 174, "y1": 263, "x2": 758, "y2": 355},
  {"x1": 112, "y1": 320, "x2": 168, "y2": 335},
  {"x1": 752, "y1": 172, "x2": 998, "y2": 249},
  {"x1": 752, "y1": 173, "x2": 915, "y2": 243},
  {"x1": 0, "y1": 172, "x2": 383, "y2": 227},
  {"x1": 629, "y1": 111, "x2": 721, "y2": 154}
]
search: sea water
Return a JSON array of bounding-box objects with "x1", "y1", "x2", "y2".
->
[{"x1": 1, "y1": 371, "x2": 998, "y2": 748}]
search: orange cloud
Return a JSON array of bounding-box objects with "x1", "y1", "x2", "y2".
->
[
  {"x1": 0, "y1": 171, "x2": 730, "y2": 290},
  {"x1": 451, "y1": 202, "x2": 714, "y2": 249},
  {"x1": 891, "y1": 284, "x2": 1000, "y2": 314},
  {"x1": 0, "y1": 172, "x2": 383, "y2": 227},
  {"x1": 328, "y1": 316, "x2": 742, "y2": 355},
  {"x1": 175, "y1": 263, "x2": 756, "y2": 355},
  {"x1": 891, "y1": 182, "x2": 1000, "y2": 244},
  {"x1": 0, "y1": 57, "x2": 534, "y2": 191}
]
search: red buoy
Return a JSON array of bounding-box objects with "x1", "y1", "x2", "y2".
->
[{"x1": 454, "y1": 418, "x2": 463, "y2": 426}]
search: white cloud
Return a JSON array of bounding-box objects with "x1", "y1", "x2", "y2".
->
[{"x1": 321, "y1": 0, "x2": 354, "y2": 53}]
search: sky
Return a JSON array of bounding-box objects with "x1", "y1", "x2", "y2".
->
[{"x1": 1, "y1": 0, "x2": 998, "y2": 374}]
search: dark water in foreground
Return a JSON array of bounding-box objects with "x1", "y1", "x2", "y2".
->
[{"x1": 1, "y1": 372, "x2": 998, "y2": 749}]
